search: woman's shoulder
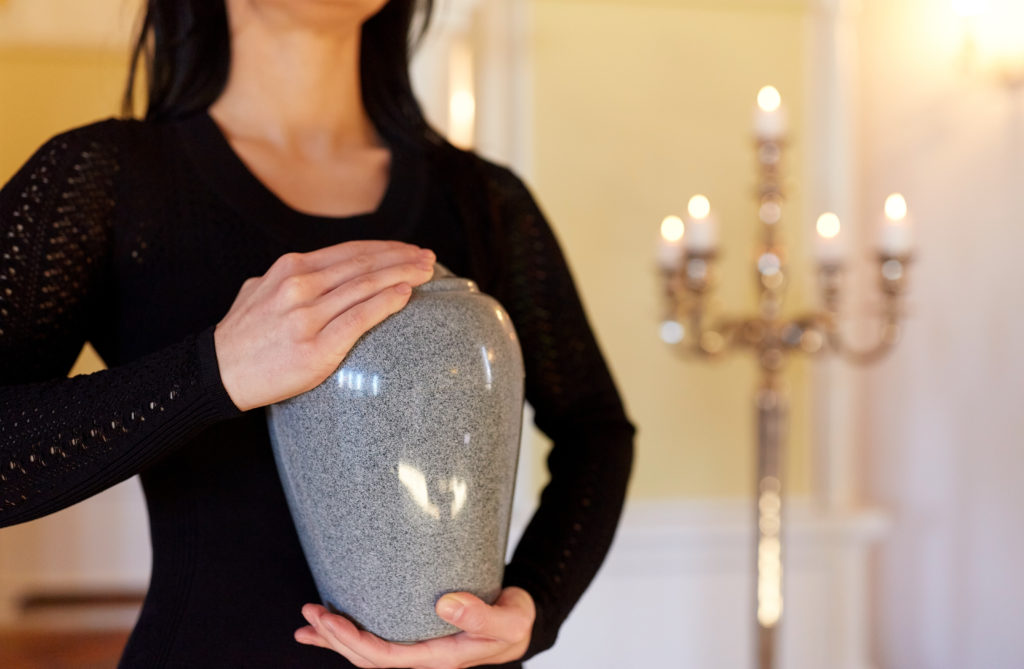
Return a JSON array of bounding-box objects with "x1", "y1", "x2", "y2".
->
[
  {"x1": 461, "y1": 148, "x2": 528, "y2": 195},
  {"x1": 430, "y1": 144, "x2": 540, "y2": 219},
  {"x1": 41, "y1": 116, "x2": 152, "y2": 150},
  {"x1": 26, "y1": 116, "x2": 163, "y2": 178}
]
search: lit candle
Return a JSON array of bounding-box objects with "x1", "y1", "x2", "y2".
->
[
  {"x1": 755, "y1": 86, "x2": 787, "y2": 141},
  {"x1": 879, "y1": 193, "x2": 913, "y2": 256},
  {"x1": 657, "y1": 215, "x2": 686, "y2": 270},
  {"x1": 815, "y1": 212, "x2": 845, "y2": 265},
  {"x1": 684, "y1": 195, "x2": 718, "y2": 253}
]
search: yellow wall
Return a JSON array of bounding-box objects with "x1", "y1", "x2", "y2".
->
[
  {"x1": 0, "y1": 45, "x2": 129, "y2": 374},
  {"x1": 0, "y1": 47, "x2": 128, "y2": 181},
  {"x1": 529, "y1": 0, "x2": 814, "y2": 498}
]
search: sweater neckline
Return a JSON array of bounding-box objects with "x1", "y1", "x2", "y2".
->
[{"x1": 172, "y1": 110, "x2": 418, "y2": 234}]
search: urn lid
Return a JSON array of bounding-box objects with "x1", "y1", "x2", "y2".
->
[{"x1": 413, "y1": 263, "x2": 479, "y2": 294}]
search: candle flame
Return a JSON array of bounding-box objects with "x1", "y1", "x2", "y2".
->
[
  {"x1": 816, "y1": 212, "x2": 841, "y2": 239},
  {"x1": 885, "y1": 193, "x2": 908, "y2": 221},
  {"x1": 660, "y1": 215, "x2": 685, "y2": 242},
  {"x1": 757, "y1": 86, "x2": 782, "y2": 113},
  {"x1": 687, "y1": 195, "x2": 711, "y2": 220}
]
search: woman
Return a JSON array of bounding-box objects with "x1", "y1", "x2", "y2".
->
[{"x1": 0, "y1": 0, "x2": 634, "y2": 666}]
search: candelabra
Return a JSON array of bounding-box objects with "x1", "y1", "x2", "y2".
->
[{"x1": 656, "y1": 87, "x2": 912, "y2": 669}]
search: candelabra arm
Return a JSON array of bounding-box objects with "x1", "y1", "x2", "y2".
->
[
  {"x1": 822, "y1": 314, "x2": 902, "y2": 365},
  {"x1": 813, "y1": 255, "x2": 911, "y2": 365},
  {"x1": 680, "y1": 302, "x2": 749, "y2": 359},
  {"x1": 663, "y1": 255, "x2": 752, "y2": 359}
]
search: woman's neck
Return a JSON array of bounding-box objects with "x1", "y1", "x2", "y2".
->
[{"x1": 209, "y1": 4, "x2": 382, "y2": 158}]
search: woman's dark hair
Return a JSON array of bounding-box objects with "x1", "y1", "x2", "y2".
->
[{"x1": 123, "y1": 0, "x2": 444, "y2": 151}]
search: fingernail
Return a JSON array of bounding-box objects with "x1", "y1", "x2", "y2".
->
[
  {"x1": 437, "y1": 595, "x2": 464, "y2": 621},
  {"x1": 418, "y1": 261, "x2": 434, "y2": 271},
  {"x1": 420, "y1": 249, "x2": 436, "y2": 262}
]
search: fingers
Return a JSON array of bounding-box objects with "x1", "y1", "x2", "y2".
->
[
  {"x1": 268, "y1": 241, "x2": 421, "y2": 278},
  {"x1": 316, "y1": 282, "x2": 415, "y2": 358},
  {"x1": 295, "y1": 594, "x2": 534, "y2": 669},
  {"x1": 294, "y1": 625, "x2": 332, "y2": 650},
  {"x1": 265, "y1": 245, "x2": 434, "y2": 308},
  {"x1": 299, "y1": 603, "x2": 460, "y2": 669},
  {"x1": 298, "y1": 240, "x2": 426, "y2": 274},
  {"x1": 214, "y1": 239, "x2": 436, "y2": 411},
  {"x1": 436, "y1": 588, "x2": 535, "y2": 644},
  {"x1": 304, "y1": 261, "x2": 433, "y2": 334},
  {"x1": 305, "y1": 249, "x2": 435, "y2": 304},
  {"x1": 300, "y1": 605, "x2": 377, "y2": 668}
]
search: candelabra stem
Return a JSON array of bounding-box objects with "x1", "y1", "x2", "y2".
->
[{"x1": 755, "y1": 376, "x2": 786, "y2": 669}]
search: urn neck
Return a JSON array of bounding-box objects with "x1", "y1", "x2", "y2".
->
[{"x1": 414, "y1": 264, "x2": 479, "y2": 293}]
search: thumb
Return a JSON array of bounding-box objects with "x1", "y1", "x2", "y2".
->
[
  {"x1": 436, "y1": 589, "x2": 534, "y2": 643},
  {"x1": 436, "y1": 593, "x2": 486, "y2": 632}
]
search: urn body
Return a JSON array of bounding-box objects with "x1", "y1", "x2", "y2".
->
[{"x1": 266, "y1": 268, "x2": 525, "y2": 642}]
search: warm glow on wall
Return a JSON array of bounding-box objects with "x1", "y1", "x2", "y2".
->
[
  {"x1": 955, "y1": 0, "x2": 1024, "y2": 85},
  {"x1": 952, "y1": 0, "x2": 985, "y2": 18},
  {"x1": 447, "y1": 39, "x2": 475, "y2": 148}
]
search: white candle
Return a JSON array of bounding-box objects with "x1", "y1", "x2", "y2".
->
[
  {"x1": 657, "y1": 215, "x2": 686, "y2": 270},
  {"x1": 755, "y1": 86, "x2": 788, "y2": 141},
  {"x1": 815, "y1": 212, "x2": 845, "y2": 265},
  {"x1": 880, "y1": 193, "x2": 913, "y2": 256},
  {"x1": 684, "y1": 195, "x2": 718, "y2": 253}
]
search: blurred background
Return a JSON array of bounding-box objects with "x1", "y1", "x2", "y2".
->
[{"x1": 1, "y1": 0, "x2": 1022, "y2": 667}]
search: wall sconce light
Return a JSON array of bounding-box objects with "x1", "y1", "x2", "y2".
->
[
  {"x1": 954, "y1": 0, "x2": 1024, "y2": 88},
  {"x1": 447, "y1": 39, "x2": 476, "y2": 149}
]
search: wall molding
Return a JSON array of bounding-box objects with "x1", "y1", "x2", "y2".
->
[
  {"x1": 2, "y1": 494, "x2": 887, "y2": 667},
  {"x1": 519, "y1": 498, "x2": 888, "y2": 668}
]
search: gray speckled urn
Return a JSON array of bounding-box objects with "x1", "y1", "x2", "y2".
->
[{"x1": 266, "y1": 265, "x2": 525, "y2": 643}]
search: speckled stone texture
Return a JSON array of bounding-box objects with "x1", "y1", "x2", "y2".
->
[{"x1": 267, "y1": 266, "x2": 525, "y2": 643}]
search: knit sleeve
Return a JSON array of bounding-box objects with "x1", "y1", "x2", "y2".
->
[
  {"x1": 484, "y1": 166, "x2": 635, "y2": 660},
  {"x1": 0, "y1": 125, "x2": 240, "y2": 529}
]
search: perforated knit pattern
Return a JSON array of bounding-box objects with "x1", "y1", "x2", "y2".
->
[
  {"x1": 0, "y1": 117, "x2": 633, "y2": 667},
  {"x1": 2, "y1": 347, "x2": 189, "y2": 512},
  {"x1": 0, "y1": 136, "x2": 113, "y2": 373},
  {"x1": 0, "y1": 126, "x2": 238, "y2": 524}
]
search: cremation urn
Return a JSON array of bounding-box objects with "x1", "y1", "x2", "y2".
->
[{"x1": 266, "y1": 265, "x2": 525, "y2": 642}]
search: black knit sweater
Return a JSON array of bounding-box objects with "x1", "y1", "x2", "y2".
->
[{"x1": 0, "y1": 112, "x2": 634, "y2": 668}]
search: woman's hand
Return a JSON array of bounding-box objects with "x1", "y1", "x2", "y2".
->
[
  {"x1": 294, "y1": 586, "x2": 535, "y2": 669},
  {"x1": 214, "y1": 240, "x2": 435, "y2": 411}
]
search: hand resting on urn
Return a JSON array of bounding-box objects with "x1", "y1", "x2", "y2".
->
[
  {"x1": 216, "y1": 238, "x2": 536, "y2": 667},
  {"x1": 295, "y1": 586, "x2": 535, "y2": 669},
  {"x1": 214, "y1": 240, "x2": 436, "y2": 411}
]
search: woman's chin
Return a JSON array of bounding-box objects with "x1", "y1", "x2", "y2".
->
[{"x1": 229, "y1": 0, "x2": 391, "y2": 33}]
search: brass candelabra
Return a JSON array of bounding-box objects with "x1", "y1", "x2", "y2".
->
[{"x1": 657, "y1": 91, "x2": 911, "y2": 669}]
